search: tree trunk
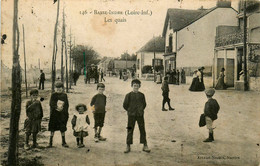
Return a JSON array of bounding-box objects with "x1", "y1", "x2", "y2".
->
[
  {"x1": 61, "y1": 10, "x2": 64, "y2": 85},
  {"x1": 51, "y1": 0, "x2": 60, "y2": 92},
  {"x1": 22, "y1": 24, "x2": 28, "y2": 97},
  {"x1": 64, "y1": 11, "x2": 69, "y2": 92},
  {"x1": 8, "y1": 0, "x2": 21, "y2": 165}
]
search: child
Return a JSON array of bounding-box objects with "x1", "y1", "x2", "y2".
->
[
  {"x1": 48, "y1": 82, "x2": 69, "y2": 147},
  {"x1": 24, "y1": 89, "x2": 43, "y2": 150},
  {"x1": 123, "y1": 79, "x2": 150, "y2": 153},
  {"x1": 71, "y1": 104, "x2": 90, "y2": 148},
  {"x1": 90, "y1": 83, "x2": 107, "y2": 142},
  {"x1": 161, "y1": 76, "x2": 174, "y2": 111},
  {"x1": 203, "y1": 88, "x2": 220, "y2": 142}
]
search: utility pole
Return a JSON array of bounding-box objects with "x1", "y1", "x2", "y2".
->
[
  {"x1": 69, "y1": 27, "x2": 72, "y2": 89},
  {"x1": 51, "y1": 0, "x2": 60, "y2": 92},
  {"x1": 153, "y1": 35, "x2": 156, "y2": 82},
  {"x1": 61, "y1": 8, "x2": 65, "y2": 85},
  {"x1": 8, "y1": 0, "x2": 21, "y2": 165},
  {"x1": 63, "y1": 9, "x2": 69, "y2": 93},
  {"x1": 22, "y1": 24, "x2": 28, "y2": 97},
  {"x1": 243, "y1": 0, "x2": 248, "y2": 91}
]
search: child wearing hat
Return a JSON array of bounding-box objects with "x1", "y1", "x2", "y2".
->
[
  {"x1": 203, "y1": 88, "x2": 220, "y2": 142},
  {"x1": 123, "y1": 79, "x2": 151, "y2": 153},
  {"x1": 48, "y1": 82, "x2": 70, "y2": 147},
  {"x1": 24, "y1": 89, "x2": 43, "y2": 150},
  {"x1": 90, "y1": 83, "x2": 107, "y2": 142},
  {"x1": 71, "y1": 104, "x2": 90, "y2": 148},
  {"x1": 161, "y1": 76, "x2": 175, "y2": 111}
]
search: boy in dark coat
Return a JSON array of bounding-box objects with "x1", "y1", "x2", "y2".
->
[
  {"x1": 24, "y1": 89, "x2": 43, "y2": 150},
  {"x1": 90, "y1": 83, "x2": 107, "y2": 142},
  {"x1": 48, "y1": 82, "x2": 69, "y2": 147},
  {"x1": 123, "y1": 79, "x2": 150, "y2": 153},
  {"x1": 161, "y1": 77, "x2": 174, "y2": 111},
  {"x1": 203, "y1": 88, "x2": 220, "y2": 142}
]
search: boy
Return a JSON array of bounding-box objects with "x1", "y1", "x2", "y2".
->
[
  {"x1": 24, "y1": 89, "x2": 43, "y2": 150},
  {"x1": 161, "y1": 76, "x2": 175, "y2": 111},
  {"x1": 48, "y1": 82, "x2": 69, "y2": 147},
  {"x1": 123, "y1": 79, "x2": 150, "y2": 153},
  {"x1": 203, "y1": 88, "x2": 220, "y2": 142},
  {"x1": 90, "y1": 83, "x2": 107, "y2": 142}
]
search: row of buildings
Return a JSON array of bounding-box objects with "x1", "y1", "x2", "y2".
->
[{"x1": 135, "y1": 0, "x2": 260, "y2": 90}]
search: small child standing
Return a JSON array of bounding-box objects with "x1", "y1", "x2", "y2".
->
[
  {"x1": 161, "y1": 76, "x2": 175, "y2": 111},
  {"x1": 48, "y1": 82, "x2": 69, "y2": 147},
  {"x1": 71, "y1": 104, "x2": 90, "y2": 148},
  {"x1": 203, "y1": 88, "x2": 220, "y2": 142},
  {"x1": 90, "y1": 83, "x2": 107, "y2": 142},
  {"x1": 123, "y1": 79, "x2": 150, "y2": 153},
  {"x1": 24, "y1": 89, "x2": 43, "y2": 150}
]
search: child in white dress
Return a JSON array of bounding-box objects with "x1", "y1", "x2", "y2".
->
[{"x1": 71, "y1": 104, "x2": 90, "y2": 148}]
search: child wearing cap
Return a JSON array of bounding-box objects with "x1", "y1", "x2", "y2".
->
[
  {"x1": 123, "y1": 79, "x2": 150, "y2": 153},
  {"x1": 203, "y1": 88, "x2": 220, "y2": 142},
  {"x1": 161, "y1": 76, "x2": 175, "y2": 111},
  {"x1": 24, "y1": 89, "x2": 43, "y2": 150},
  {"x1": 90, "y1": 83, "x2": 107, "y2": 142},
  {"x1": 71, "y1": 104, "x2": 90, "y2": 148},
  {"x1": 48, "y1": 82, "x2": 70, "y2": 147}
]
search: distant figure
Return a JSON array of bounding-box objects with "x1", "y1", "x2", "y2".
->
[
  {"x1": 189, "y1": 70, "x2": 199, "y2": 91},
  {"x1": 131, "y1": 71, "x2": 135, "y2": 79},
  {"x1": 39, "y1": 70, "x2": 45, "y2": 90},
  {"x1": 172, "y1": 69, "x2": 177, "y2": 84},
  {"x1": 176, "y1": 70, "x2": 180, "y2": 85},
  {"x1": 181, "y1": 68, "x2": 186, "y2": 84},
  {"x1": 100, "y1": 70, "x2": 105, "y2": 82},
  {"x1": 119, "y1": 70, "x2": 123, "y2": 79},
  {"x1": 197, "y1": 67, "x2": 205, "y2": 91},
  {"x1": 215, "y1": 68, "x2": 227, "y2": 90},
  {"x1": 73, "y1": 71, "x2": 80, "y2": 85}
]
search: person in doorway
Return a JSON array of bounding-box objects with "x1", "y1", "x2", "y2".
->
[
  {"x1": 215, "y1": 68, "x2": 227, "y2": 90},
  {"x1": 90, "y1": 83, "x2": 107, "y2": 142},
  {"x1": 39, "y1": 70, "x2": 45, "y2": 90},
  {"x1": 48, "y1": 82, "x2": 69, "y2": 148},
  {"x1": 24, "y1": 89, "x2": 43, "y2": 150},
  {"x1": 202, "y1": 88, "x2": 220, "y2": 142},
  {"x1": 161, "y1": 76, "x2": 175, "y2": 111},
  {"x1": 123, "y1": 79, "x2": 151, "y2": 153}
]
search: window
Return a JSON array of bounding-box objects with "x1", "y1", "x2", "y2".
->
[{"x1": 152, "y1": 59, "x2": 163, "y2": 66}]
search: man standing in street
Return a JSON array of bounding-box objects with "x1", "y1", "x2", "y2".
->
[{"x1": 39, "y1": 70, "x2": 45, "y2": 90}]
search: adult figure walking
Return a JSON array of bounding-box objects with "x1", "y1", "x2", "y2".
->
[
  {"x1": 39, "y1": 70, "x2": 45, "y2": 90},
  {"x1": 100, "y1": 70, "x2": 105, "y2": 82},
  {"x1": 176, "y1": 70, "x2": 180, "y2": 85},
  {"x1": 119, "y1": 70, "x2": 123, "y2": 79},
  {"x1": 181, "y1": 68, "x2": 186, "y2": 84},
  {"x1": 197, "y1": 67, "x2": 205, "y2": 91},
  {"x1": 189, "y1": 70, "x2": 199, "y2": 91},
  {"x1": 215, "y1": 68, "x2": 227, "y2": 90}
]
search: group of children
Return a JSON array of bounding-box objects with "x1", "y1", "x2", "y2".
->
[{"x1": 24, "y1": 77, "x2": 219, "y2": 153}]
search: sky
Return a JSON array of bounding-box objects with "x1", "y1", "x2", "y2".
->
[{"x1": 1, "y1": 0, "x2": 239, "y2": 69}]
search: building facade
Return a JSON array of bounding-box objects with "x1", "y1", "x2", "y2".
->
[{"x1": 214, "y1": 0, "x2": 260, "y2": 90}]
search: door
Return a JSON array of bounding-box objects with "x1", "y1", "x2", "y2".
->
[{"x1": 226, "y1": 59, "x2": 235, "y2": 87}]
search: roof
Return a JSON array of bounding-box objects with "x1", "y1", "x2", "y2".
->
[
  {"x1": 162, "y1": 5, "x2": 237, "y2": 37},
  {"x1": 137, "y1": 36, "x2": 165, "y2": 53},
  {"x1": 113, "y1": 60, "x2": 136, "y2": 69}
]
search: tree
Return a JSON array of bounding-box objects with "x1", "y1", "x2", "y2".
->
[
  {"x1": 120, "y1": 53, "x2": 136, "y2": 61},
  {"x1": 8, "y1": 0, "x2": 21, "y2": 165},
  {"x1": 71, "y1": 45, "x2": 100, "y2": 72}
]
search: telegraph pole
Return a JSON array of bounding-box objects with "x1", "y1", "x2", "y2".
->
[
  {"x1": 69, "y1": 27, "x2": 72, "y2": 89},
  {"x1": 243, "y1": 0, "x2": 248, "y2": 91},
  {"x1": 61, "y1": 8, "x2": 65, "y2": 85},
  {"x1": 22, "y1": 24, "x2": 28, "y2": 97},
  {"x1": 153, "y1": 35, "x2": 156, "y2": 82}
]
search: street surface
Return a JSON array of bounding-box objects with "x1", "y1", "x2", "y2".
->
[{"x1": 1, "y1": 76, "x2": 260, "y2": 166}]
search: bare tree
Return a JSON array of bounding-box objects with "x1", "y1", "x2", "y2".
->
[
  {"x1": 8, "y1": 0, "x2": 21, "y2": 165},
  {"x1": 22, "y1": 24, "x2": 28, "y2": 97}
]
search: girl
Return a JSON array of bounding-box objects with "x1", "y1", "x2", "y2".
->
[{"x1": 71, "y1": 104, "x2": 90, "y2": 148}]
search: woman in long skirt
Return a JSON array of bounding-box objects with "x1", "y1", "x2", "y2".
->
[
  {"x1": 215, "y1": 68, "x2": 227, "y2": 90},
  {"x1": 189, "y1": 70, "x2": 199, "y2": 91}
]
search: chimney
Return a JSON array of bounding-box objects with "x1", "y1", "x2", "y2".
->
[{"x1": 216, "y1": 0, "x2": 231, "y2": 8}]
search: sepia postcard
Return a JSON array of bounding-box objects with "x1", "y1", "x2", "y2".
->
[{"x1": 1, "y1": 0, "x2": 260, "y2": 165}]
